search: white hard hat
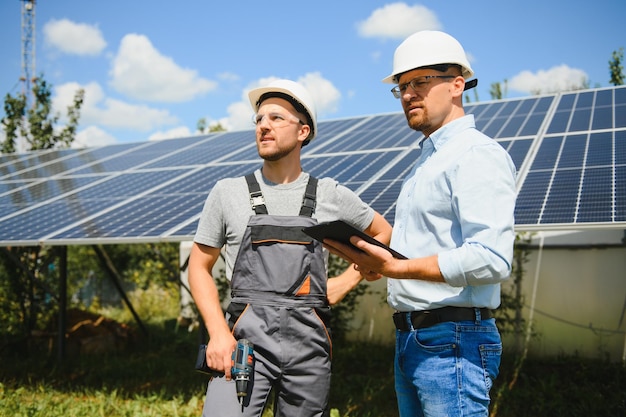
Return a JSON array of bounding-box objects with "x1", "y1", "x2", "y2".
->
[
  {"x1": 382, "y1": 30, "x2": 474, "y2": 84},
  {"x1": 248, "y1": 79, "x2": 318, "y2": 142}
]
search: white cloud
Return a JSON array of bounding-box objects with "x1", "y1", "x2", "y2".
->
[
  {"x1": 299, "y1": 72, "x2": 341, "y2": 116},
  {"x1": 223, "y1": 100, "x2": 255, "y2": 132},
  {"x1": 43, "y1": 19, "x2": 107, "y2": 56},
  {"x1": 73, "y1": 126, "x2": 118, "y2": 148},
  {"x1": 356, "y1": 2, "x2": 441, "y2": 39},
  {"x1": 509, "y1": 65, "x2": 589, "y2": 95},
  {"x1": 110, "y1": 34, "x2": 217, "y2": 103},
  {"x1": 148, "y1": 126, "x2": 194, "y2": 141},
  {"x1": 53, "y1": 81, "x2": 179, "y2": 132}
]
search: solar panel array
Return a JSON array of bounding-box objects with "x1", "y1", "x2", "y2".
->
[{"x1": 1, "y1": 85, "x2": 625, "y2": 246}]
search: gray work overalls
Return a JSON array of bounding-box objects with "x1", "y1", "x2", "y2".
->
[{"x1": 202, "y1": 173, "x2": 332, "y2": 417}]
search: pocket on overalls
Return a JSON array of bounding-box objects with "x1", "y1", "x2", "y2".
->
[
  {"x1": 250, "y1": 224, "x2": 315, "y2": 293},
  {"x1": 226, "y1": 302, "x2": 249, "y2": 332}
]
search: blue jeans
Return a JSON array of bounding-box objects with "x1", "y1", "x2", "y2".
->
[{"x1": 394, "y1": 315, "x2": 502, "y2": 417}]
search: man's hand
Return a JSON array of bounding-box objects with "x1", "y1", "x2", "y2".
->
[
  {"x1": 206, "y1": 333, "x2": 237, "y2": 380},
  {"x1": 323, "y1": 236, "x2": 395, "y2": 280}
]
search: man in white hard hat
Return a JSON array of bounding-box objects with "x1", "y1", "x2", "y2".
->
[
  {"x1": 324, "y1": 31, "x2": 517, "y2": 416},
  {"x1": 189, "y1": 79, "x2": 391, "y2": 416}
]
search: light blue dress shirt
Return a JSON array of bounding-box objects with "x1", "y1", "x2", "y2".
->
[{"x1": 388, "y1": 115, "x2": 517, "y2": 311}]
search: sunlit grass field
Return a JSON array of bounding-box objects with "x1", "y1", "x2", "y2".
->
[{"x1": 1, "y1": 317, "x2": 625, "y2": 416}]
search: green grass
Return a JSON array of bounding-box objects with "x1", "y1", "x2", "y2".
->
[{"x1": 1, "y1": 319, "x2": 624, "y2": 416}]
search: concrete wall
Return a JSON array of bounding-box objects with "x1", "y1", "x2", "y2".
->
[{"x1": 515, "y1": 232, "x2": 626, "y2": 361}]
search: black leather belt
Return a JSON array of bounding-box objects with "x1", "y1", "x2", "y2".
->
[{"x1": 393, "y1": 307, "x2": 493, "y2": 331}]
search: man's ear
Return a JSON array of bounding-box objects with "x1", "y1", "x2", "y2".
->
[
  {"x1": 298, "y1": 124, "x2": 311, "y2": 143},
  {"x1": 451, "y1": 76, "x2": 466, "y2": 98}
]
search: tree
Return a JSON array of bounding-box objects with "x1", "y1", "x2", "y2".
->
[
  {"x1": 197, "y1": 117, "x2": 226, "y2": 134},
  {"x1": 609, "y1": 47, "x2": 624, "y2": 86},
  {"x1": 1, "y1": 75, "x2": 84, "y2": 153},
  {"x1": 0, "y1": 74, "x2": 85, "y2": 344},
  {"x1": 490, "y1": 80, "x2": 508, "y2": 100}
]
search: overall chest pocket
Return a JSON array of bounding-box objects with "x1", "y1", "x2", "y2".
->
[{"x1": 247, "y1": 224, "x2": 316, "y2": 294}]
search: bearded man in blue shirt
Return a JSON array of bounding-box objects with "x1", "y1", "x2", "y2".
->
[{"x1": 324, "y1": 30, "x2": 517, "y2": 417}]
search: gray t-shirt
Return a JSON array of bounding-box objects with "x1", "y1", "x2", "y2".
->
[{"x1": 194, "y1": 169, "x2": 375, "y2": 280}]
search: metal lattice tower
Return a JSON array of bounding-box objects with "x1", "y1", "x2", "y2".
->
[{"x1": 20, "y1": 0, "x2": 36, "y2": 106}]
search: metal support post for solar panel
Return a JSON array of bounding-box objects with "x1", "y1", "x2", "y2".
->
[
  {"x1": 92, "y1": 245, "x2": 149, "y2": 337},
  {"x1": 57, "y1": 246, "x2": 67, "y2": 364}
]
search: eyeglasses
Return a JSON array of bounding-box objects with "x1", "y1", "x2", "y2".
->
[
  {"x1": 390, "y1": 75, "x2": 456, "y2": 99},
  {"x1": 253, "y1": 112, "x2": 304, "y2": 127}
]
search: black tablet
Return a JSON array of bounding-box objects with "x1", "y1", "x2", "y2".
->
[{"x1": 302, "y1": 220, "x2": 407, "y2": 259}]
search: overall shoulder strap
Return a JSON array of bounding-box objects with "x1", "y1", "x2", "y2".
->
[
  {"x1": 245, "y1": 173, "x2": 268, "y2": 215},
  {"x1": 299, "y1": 175, "x2": 318, "y2": 217}
]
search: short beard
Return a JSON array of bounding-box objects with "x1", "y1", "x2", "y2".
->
[
  {"x1": 258, "y1": 142, "x2": 298, "y2": 162},
  {"x1": 406, "y1": 109, "x2": 431, "y2": 134}
]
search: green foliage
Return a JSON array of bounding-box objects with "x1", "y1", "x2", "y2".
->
[
  {"x1": 327, "y1": 254, "x2": 375, "y2": 342},
  {"x1": 494, "y1": 232, "x2": 533, "y2": 343},
  {"x1": 197, "y1": 117, "x2": 226, "y2": 134},
  {"x1": 0, "y1": 246, "x2": 61, "y2": 337},
  {"x1": 609, "y1": 47, "x2": 625, "y2": 86},
  {"x1": 1, "y1": 75, "x2": 84, "y2": 153},
  {"x1": 0, "y1": 242, "x2": 181, "y2": 345},
  {"x1": 490, "y1": 80, "x2": 508, "y2": 100}
]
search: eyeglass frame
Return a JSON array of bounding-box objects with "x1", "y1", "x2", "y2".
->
[
  {"x1": 390, "y1": 75, "x2": 456, "y2": 99},
  {"x1": 252, "y1": 111, "x2": 305, "y2": 127}
]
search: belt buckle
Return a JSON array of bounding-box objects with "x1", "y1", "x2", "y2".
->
[{"x1": 410, "y1": 310, "x2": 431, "y2": 329}]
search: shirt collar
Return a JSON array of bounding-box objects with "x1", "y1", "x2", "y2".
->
[{"x1": 426, "y1": 114, "x2": 476, "y2": 151}]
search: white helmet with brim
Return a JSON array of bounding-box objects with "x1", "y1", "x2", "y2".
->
[
  {"x1": 248, "y1": 79, "x2": 318, "y2": 143},
  {"x1": 382, "y1": 30, "x2": 476, "y2": 90}
]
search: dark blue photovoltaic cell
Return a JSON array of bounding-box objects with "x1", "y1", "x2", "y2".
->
[
  {"x1": 71, "y1": 170, "x2": 186, "y2": 200},
  {"x1": 358, "y1": 180, "x2": 403, "y2": 222},
  {"x1": 1, "y1": 149, "x2": 82, "y2": 180},
  {"x1": 568, "y1": 92, "x2": 595, "y2": 132},
  {"x1": 531, "y1": 136, "x2": 563, "y2": 170},
  {"x1": 505, "y1": 139, "x2": 533, "y2": 170},
  {"x1": 592, "y1": 89, "x2": 614, "y2": 130},
  {"x1": 519, "y1": 97, "x2": 554, "y2": 136},
  {"x1": 0, "y1": 176, "x2": 103, "y2": 205},
  {"x1": 153, "y1": 164, "x2": 258, "y2": 196},
  {"x1": 0, "y1": 180, "x2": 34, "y2": 195},
  {"x1": 0, "y1": 199, "x2": 109, "y2": 241},
  {"x1": 315, "y1": 114, "x2": 416, "y2": 153},
  {"x1": 170, "y1": 218, "x2": 200, "y2": 237},
  {"x1": 558, "y1": 135, "x2": 586, "y2": 168},
  {"x1": 547, "y1": 94, "x2": 575, "y2": 134},
  {"x1": 569, "y1": 108, "x2": 592, "y2": 132},
  {"x1": 483, "y1": 100, "x2": 522, "y2": 138},
  {"x1": 616, "y1": 165, "x2": 626, "y2": 221},
  {"x1": 586, "y1": 132, "x2": 613, "y2": 166},
  {"x1": 304, "y1": 151, "x2": 401, "y2": 186},
  {"x1": 616, "y1": 88, "x2": 626, "y2": 128},
  {"x1": 577, "y1": 167, "x2": 613, "y2": 222},
  {"x1": 515, "y1": 171, "x2": 550, "y2": 224},
  {"x1": 497, "y1": 113, "x2": 525, "y2": 138},
  {"x1": 540, "y1": 169, "x2": 581, "y2": 223},
  {"x1": 51, "y1": 194, "x2": 209, "y2": 240},
  {"x1": 146, "y1": 131, "x2": 256, "y2": 168}
]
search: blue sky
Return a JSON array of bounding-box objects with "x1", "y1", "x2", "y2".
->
[{"x1": 0, "y1": 0, "x2": 624, "y2": 149}]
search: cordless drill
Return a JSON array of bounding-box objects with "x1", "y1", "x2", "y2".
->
[{"x1": 231, "y1": 339, "x2": 254, "y2": 403}]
